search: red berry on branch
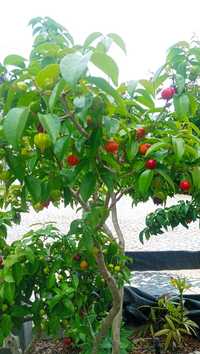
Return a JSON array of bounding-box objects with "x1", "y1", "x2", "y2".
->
[
  {"x1": 73, "y1": 254, "x2": 81, "y2": 261},
  {"x1": 0, "y1": 256, "x2": 3, "y2": 267},
  {"x1": 43, "y1": 200, "x2": 50, "y2": 208},
  {"x1": 161, "y1": 87, "x2": 176, "y2": 100},
  {"x1": 67, "y1": 154, "x2": 80, "y2": 166},
  {"x1": 179, "y1": 180, "x2": 191, "y2": 191},
  {"x1": 63, "y1": 337, "x2": 73, "y2": 346},
  {"x1": 104, "y1": 140, "x2": 119, "y2": 153},
  {"x1": 145, "y1": 159, "x2": 157, "y2": 169},
  {"x1": 136, "y1": 127, "x2": 146, "y2": 140}
]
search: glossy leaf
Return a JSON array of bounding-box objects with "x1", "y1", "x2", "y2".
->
[
  {"x1": 3, "y1": 107, "x2": 30, "y2": 149},
  {"x1": 138, "y1": 170, "x2": 154, "y2": 197},
  {"x1": 107, "y1": 33, "x2": 127, "y2": 54},
  {"x1": 35, "y1": 64, "x2": 60, "y2": 89},
  {"x1": 83, "y1": 32, "x2": 103, "y2": 48},
  {"x1": 172, "y1": 137, "x2": 185, "y2": 160},
  {"x1": 3, "y1": 54, "x2": 26, "y2": 68},
  {"x1": 87, "y1": 76, "x2": 126, "y2": 114},
  {"x1": 80, "y1": 173, "x2": 96, "y2": 201},
  {"x1": 91, "y1": 51, "x2": 119, "y2": 85},
  {"x1": 38, "y1": 113, "x2": 60, "y2": 144},
  {"x1": 49, "y1": 79, "x2": 65, "y2": 112},
  {"x1": 60, "y1": 52, "x2": 91, "y2": 86},
  {"x1": 25, "y1": 176, "x2": 42, "y2": 202}
]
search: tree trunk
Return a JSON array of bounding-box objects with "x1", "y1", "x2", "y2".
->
[
  {"x1": 111, "y1": 197, "x2": 125, "y2": 354},
  {"x1": 92, "y1": 248, "x2": 121, "y2": 354}
]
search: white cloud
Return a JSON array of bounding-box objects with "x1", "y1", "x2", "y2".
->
[{"x1": 1, "y1": 0, "x2": 200, "y2": 81}]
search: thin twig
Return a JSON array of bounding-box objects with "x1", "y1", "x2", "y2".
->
[
  {"x1": 69, "y1": 188, "x2": 89, "y2": 211},
  {"x1": 60, "y1": 95, "x2": 89, "y2": 138},
  {"x1": 109, "y1": 187, "x2": 133, "y2": 209}
]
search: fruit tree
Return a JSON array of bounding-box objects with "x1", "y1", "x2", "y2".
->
[{"x1": 1, "y1": 17, "x2": 200, "y2": 354}]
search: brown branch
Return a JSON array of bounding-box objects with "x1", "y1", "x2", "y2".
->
[
  {"x1": 111, "y1": 194, "x2": 125, "y2": 354},
  {"x1": 60, "y1": 95, "x2": 89, "y2": 138},
  {"x1": 69, "y1": 188, "x2": 90, "y2": 211},
  {"x1": 111, "y1": 195, "x2": 125, "y2": 251},
  {"x1": 109, "y1": 187, "x2": 133, "y2": 209},
  {"x1": 92, "y1": 248, "x2": 121, "y2": 354}
]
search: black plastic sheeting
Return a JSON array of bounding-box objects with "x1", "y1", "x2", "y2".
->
[
  {"x1": 125, "y1": 251, "x2": 200, "y2": 271},
  {"x1": 123, "y1": 286, "x2": 200, "y2": 333}
]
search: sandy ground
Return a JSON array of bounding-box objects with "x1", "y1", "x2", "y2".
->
[{"x1": 7, "y1": 195, "x2": 200, "y2": 295}]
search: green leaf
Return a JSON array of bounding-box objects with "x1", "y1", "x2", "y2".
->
[
  {"x1": 80, "y1": 173, "x2": 96, "y2": 201},
  {"x1": 127, "y1": 80, "x2": 138, "y2": 96},
  {"x1": 138, "y1": 170, "x2": 154, "y2": 197},
  {"x1": 173, "y1": 94, "x2": 189, "y2": 118},
  {"x1": 127, "y1": 141, "x2": 139, "y2": 161},
  {"x1": 107, "y1": 33, "x2": 127, "y2": 54},
  {"x1": 3, "y1": 283, "x2": 15, "y2": 303},
  {"x1": 25, "y1": 176, "x2": 41, "y2": 203},
  {"x1": 60, "y1": 52, "x2": 91, "y2": 86},
  {"x1": 87, "y1": 76, "x2": 126, "y2": 115},
  {"x1": 54, "y1": 136, "x2": 70, "y2": 160},
  {"x1": 3, "y1": 107, "x2": 30, "y2": 149},
  {"x1": 136, "y1": 94, "x2": 155, "y2": 109},
  {"x1": 35, "y1": 64, "x2": 60, "y2": 89},
  {"x1": 91, "y1": 51, "x2": 119, "y2": 86},
  {"x1": 176, "y1": 74, "x2": 185, "y2": 94},
  {"x1": 49, "y1": 79, "x2": 65, "y2": 112},
  {"x1": 6, "y1": 153, "x2": 25, "y2": 180},
  {"x1": 38, "y1": 113, "x2": 60, "y2": 144},
  {"x1": 103, "y1": 116, "x2": 119, "y2": 135},
  {"x1": 1, "y1": 314, "x2": 12, "y2": 337},
  {"x1": 84, "y1": 32, "x2": 103, "y2": 48},
  {"x1": 139, "y1": 79, "x2": 154, "y2": 96},
  {"x1": 145, "y1": 142, "x2": 169, "y2": 156},
  {"x1": 191, "y1": 166, "x2": 200, "y2": 190},
  {"x1": 4, "y1": 54, "x2": 26, "y2": 68},
  {"x1": 100, "y1": 169, "x2": 114, "y2": 193},
  {"x1": 35, "y1": 43, "x2": 61, "y2": 56},
  {"x1": 172, "y1": 137, "x2": 185, "y2": 160},
  {"x1": 157, "y1": 169, "x2": 176, "y2": 192}
]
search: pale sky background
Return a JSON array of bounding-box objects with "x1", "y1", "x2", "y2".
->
[{"x1": 1, "y1": 0, "x2": 200, "y2": 82}]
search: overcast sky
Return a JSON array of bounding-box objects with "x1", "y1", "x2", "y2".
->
[{"x1": 1, "y1": 0, "x2": 200, "y2": 81}]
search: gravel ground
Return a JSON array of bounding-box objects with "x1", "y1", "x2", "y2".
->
[{"x1": 7, "y1": 195, "x2": 200, "y2": 295}]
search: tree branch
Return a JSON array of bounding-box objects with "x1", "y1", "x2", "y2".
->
[
  {"x1": 61, "y1": 95, "x2": 89, "y2": 138},
  {"x1": 111, "y1": 194, "x2": 125, "y2": 251},
  {"x1": 92, "y1": 248, "x2": 121, "y2": 354},
  {"x1": 69, "y1": 188, "x2": 90, "y2": 211}
]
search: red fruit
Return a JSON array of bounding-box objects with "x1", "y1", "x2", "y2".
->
[
  {"x1": 104, "y1": 140, "x2": 119, "y2": 153},
  {"x1": 161, "y1": 87, "x2": 176, "y2": 100},
  {"x1": 63, "y1": 337, "x2": 73, "y2": 346},
  {"x1": 73, "y1": 254, "x2": 81, "y2": 261},
  {"x1": 145, "y1": 159, "x2": 157, "y2": 169},
  {"x1": 139, "y1": 143, "x2": 151, "y2": 155},
  {"x1": 43, "y1": 200, "x2": 50, "y2": 208},
  {"x1": 0, "y1": 256, "x2": 3, "y2": 267},
  {"x1": 179, "y1": 180, "x2": 191, "y2": 191},
  {"x1": 67, "y1": 154, "x2": 80, "y2": 166},
  {"x1": 136, "y1": 127, "x2": 146, "y2": 140}
]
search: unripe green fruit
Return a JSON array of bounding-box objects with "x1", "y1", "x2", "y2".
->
[
  {"x1": 34, "y1": 133, "x2": 51, "y2": 152},
  {"x1": 114, "y1": 265, "x2": 121, "y2": 272}
]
